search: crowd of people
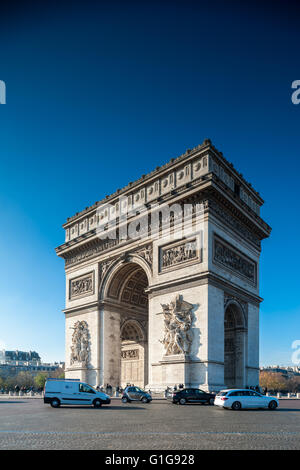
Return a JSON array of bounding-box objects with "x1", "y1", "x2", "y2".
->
[
  {"x1": 95, "y1": 383, "x2": 140, "y2": 395},
  {"x1": 0, "y1": 384, "x2": 44, "y2": 394}
]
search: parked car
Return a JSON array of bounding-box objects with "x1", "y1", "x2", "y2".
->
[
  {"x1": 44, "y1": 378, "x2": 111, "y2": 408},
  {"x1": 121, "y1": 386, "x2": 152, "y2": 403},
  {"x1": 214, "y1": 389, "x2": 279, "y2": 410},
  {"x1": 170, "y1": 388, "x2": 216, "y2": 405}
]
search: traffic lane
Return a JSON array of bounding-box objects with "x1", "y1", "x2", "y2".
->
[
  {"x1": 0, "y1": 398, "x2": 300, "y2": 435},
  {"x1": 0, "y1": 398, "x2": 299, "y2": 450}
]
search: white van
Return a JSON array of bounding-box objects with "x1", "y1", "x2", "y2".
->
[{"x1": 44, "y1": 379, "x2": 111, "y2": 408}]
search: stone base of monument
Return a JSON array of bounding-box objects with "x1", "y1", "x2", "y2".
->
[
  {"x1": 148, "y1": 354, "x2": 198, "y2": 392},
  {"x1": 65, "y1": 363, "x2": 92, "y2": 383},
  {"x1": 148, "y1": 355, "x2": 227, "y2": 393}
]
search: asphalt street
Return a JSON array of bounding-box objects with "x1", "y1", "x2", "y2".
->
[{"x1": 0, "y1": 398, "x2": 299, "y2": 450}]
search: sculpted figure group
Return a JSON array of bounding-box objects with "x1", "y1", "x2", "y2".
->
[
  {"x1": 159, "y1": 294, "x2": 194, "y2": 356},
  {"x1": 70, "y1": 320, "x2": 90, "y2": 366}
]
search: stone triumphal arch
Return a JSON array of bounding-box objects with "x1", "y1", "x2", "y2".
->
[{"x1": 56, "y1": 139, "x2": 271, "y2": 391}]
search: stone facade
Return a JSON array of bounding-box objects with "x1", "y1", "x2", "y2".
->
[{"x1": 56, "y1": 139, "x2": 271, "y2": 391}]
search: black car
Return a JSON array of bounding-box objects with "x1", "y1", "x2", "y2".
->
[{"x1": 171, "y1": 388, "x2": 216, "y2": 405}]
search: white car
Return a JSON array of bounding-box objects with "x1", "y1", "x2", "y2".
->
[
  {"x1": 214, "y1": 389, "x2": 279, "y2": 410},
  {"x1": 44, "y1": 378, "x2": 111, "y2": 408}
]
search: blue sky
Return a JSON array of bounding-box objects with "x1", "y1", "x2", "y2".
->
[{"x1": 0, "y1": 0, "x2": 299, "y2": 365}]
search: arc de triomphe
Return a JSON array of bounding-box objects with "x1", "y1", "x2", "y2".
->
[{"x1": 56, "y1": 139, "x2": 271, "y2": 391}]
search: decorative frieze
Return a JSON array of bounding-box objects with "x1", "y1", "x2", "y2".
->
[
  {"x1": 208, "y1": 199, "x2": 261, "y2": 248},
  {"x1": 213, "y1": 236, "x2": 256, "y2": 285},
  {"x1": 69, "y1": 272, "x2": 94, "y2": 300},
  {"x1": 65, "y1": 239, "x2": 119, "y2": 267},
  {"x1": 121, "y1": 349, "x2": 139, "y2": 360},
  {"x1": 159, "y1": 238, "x2": 200, "y2": 272}
]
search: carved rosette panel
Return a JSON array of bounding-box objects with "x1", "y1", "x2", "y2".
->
[
  {"x1": 70, "y1": 320, "x2": 90, "y2": 367},
  {"x1": 69, "y1": 272, "x2": 94, "y2": 300},
  {"x1": 213, "y1": 236, "x2": 257, "y2": 285},
  {"x1": 159, "y1": 294, "x2": 194, "y2": 356}
]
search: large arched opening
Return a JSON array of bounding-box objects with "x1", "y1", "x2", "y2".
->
[
  {"x1": 120, "y1": 319, "x2": 147, "y2": 388},
  {"x1": 101, "y1": 260, "x2": 149, "y2": 388},
  {"x1": 224, "y1": 302, "x2": 247, "y2": 389}
]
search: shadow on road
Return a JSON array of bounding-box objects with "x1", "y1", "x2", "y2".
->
[
  {"x1": 0, "y1": 401, "x2": 27, "y2": 404},
  {"x1": 276, "y1": 408, "x2": 300, "y2": 412},
  {"x1": 54, "y1": 405, "x2": 146, "y2": 411}
]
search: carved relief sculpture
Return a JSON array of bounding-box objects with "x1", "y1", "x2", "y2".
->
[
  {"x1": 160, "y1": 240, "x2": 198, "y2": 271},
  {"x1": 70, "y1": 320, "x2": 90, "y2": 366},
  {"x1": 213, "y1": 236, "x2": 256, "y2": 284},
  {"x1": 158, "y1": 294, "x2": 194, "y2": 356},
  {"x1": 70, "y1": 272, "x2": 94, "y2": 299},
  {"x1": 135, "y1": 244, "x2": 153, "y2": 268},
  {"x1": 121, "y1": 349, "x2": 139, "y2": 359}
]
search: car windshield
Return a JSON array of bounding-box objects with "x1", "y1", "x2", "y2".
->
[
  {"x1": 79, "y1": 383, "x2": 96, "y2": 393},
  {"x1": 217, "y1": 391, "x2": 228, "y2": 396}
]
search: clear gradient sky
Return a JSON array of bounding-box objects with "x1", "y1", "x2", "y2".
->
[{"x1": 0, "y1": 0, "x2": 299, "y2": 365}]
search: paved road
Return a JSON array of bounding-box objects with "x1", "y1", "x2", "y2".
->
[{"x1": 0, "y1": 398, "x2": 299, "y2": 450}]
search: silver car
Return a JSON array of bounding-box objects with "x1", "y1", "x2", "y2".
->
[{"x1": 121, "y1": 386, "x2": 152, "y2": 403}]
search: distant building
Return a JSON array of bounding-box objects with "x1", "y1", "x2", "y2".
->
[
  {"x1": 0, "y1": 350, "x2": 41, "y2": 365},
  {"x1": 260, "y1": 365, "x2": 300, "y2": 378},
  {"x1": 0, "y1": 349, "x2": 64, "y2": 378}
]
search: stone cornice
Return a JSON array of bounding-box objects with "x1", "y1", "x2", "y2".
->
[
  {"x1": 60, "y1": 140, "x2": 265, "y2": 236},
  {"x1": 56, "y1": 187, "x2": 269, "y2": 269},
  {"x1": 146, "y1": 270, "x2": 263, "y2": 305}
]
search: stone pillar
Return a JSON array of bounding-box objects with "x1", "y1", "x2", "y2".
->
[
  {"x1": 277, "y1": 392, "x2": 281, "y2": 398},
  {"x1": 235, "y1": 328, "x2": 246, "y2": 388},
  {"x1": 102, "y1": 307, "x2": 121, "y2": 387}
]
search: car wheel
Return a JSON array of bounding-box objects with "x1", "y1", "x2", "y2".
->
[
  {"x1": 231, "y1": 401, "x2": 242, "y2": 410},
  {"x1": 122, "y1": 397, "x2": 128, "y2": 403},
  {"x1": 50, "y1": 398, "x2": 60, "y2": 408},
  {"x1": 93, "y1": 399, "x2": 102, "y2": 408},
  {"x1": 268, "y1": 400, "x2": 277, "y2": 410},
  {"x1": 208, "y1": 397, "x2": 215, "y2": 405},
  {"x1": 141, "y1": 397, "x2": 148, "y2": 403},
  {"x1": 179, "y1": 398, "x2": 186, "y2": 405}
]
